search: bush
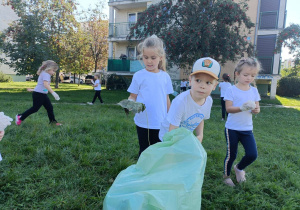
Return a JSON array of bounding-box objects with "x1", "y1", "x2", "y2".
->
[
  {"x1": 106, "y1": 74, "x2": 131, "y2": 90},
  {"x1": 277, "y1": 76, "x2": 300, "y2": 97},
  {"x1": 0, "y1": 71, "x2": 12, "y2": 82}
]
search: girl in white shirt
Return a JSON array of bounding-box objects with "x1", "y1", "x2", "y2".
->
[
  {"x1": 87, "y1": 74, "x2": 103, "y2": 105},
  {"x1": 219, "y1": 73, "x2": 232, "y2": 121},
  {"x1": 223, "y1": 58, "x2": 261, "y2": 187},
  {"x1": 127, "y1": 35, "x2": 174, "y2": 156}
]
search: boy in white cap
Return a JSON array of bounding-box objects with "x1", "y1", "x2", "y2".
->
[{"x1": 159, "y1": 57, "x2": 220, "y2": 142}]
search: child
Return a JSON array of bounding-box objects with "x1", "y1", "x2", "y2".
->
[
  {"x1": 159, "y1": 57, "x2": 220, "y2": 142},
  {"x1": 223, "y1": 57, "x2": 261, "y2": 187},
  {"x1": 180, "y1": 79, "x2": 187, "y2": 92},
  {"x1": 219, "y1": 73, "x2": 232, "y2": 121},
  {"x1": 15, "y1": 60, "x2": 61, "y2": 126},
  {"x1": 127, "y1": 35, "x2": 174, "y2": 156},
  {"x1": 87, "y1": 74, "x2": 103, "y2": 105}
]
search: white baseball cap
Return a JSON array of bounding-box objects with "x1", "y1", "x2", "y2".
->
[{"x1": 190, "y1": 57, "x2": 220, "y2": 80}]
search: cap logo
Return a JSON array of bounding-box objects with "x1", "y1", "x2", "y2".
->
[{"x1": 202, "y1": 59, "x2": 213, "y2": 68}]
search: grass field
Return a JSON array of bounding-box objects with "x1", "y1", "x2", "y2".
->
[{"x1": 0, "y1": 82, "x2": 300, "y2": 209}]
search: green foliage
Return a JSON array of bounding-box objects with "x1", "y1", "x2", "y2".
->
[
  {"x1": 106, "y1": 74, "x2": 130, "y2": 90},
  {"x1": 0, "y1": 83, "x2": 300, "y2": 208},
  {"x1": 0, "y1": 71, "x2": 12, "y2": 82},
  {"x1": 128, "y1": 0, "x2": 254, "y2": 67},
  {"x1": 275, "y1": 23, "x2": 300, "y2": 66},
  {"x1": 277, "y1": 76, "x2": 300, "y2": 97},
  {"x1": 0, "y1": 0, "x2": 78, "y2": 79},
  {"x1": 281, "y1": 66, "x2": 300, "y2": 77}
]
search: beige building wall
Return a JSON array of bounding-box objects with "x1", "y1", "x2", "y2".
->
[
  {"x1": 220, "y1": 0, "x2": 259, "y2": 82},
  {"x1": 0, "y1": 4, "x2": 18, "y2": 75}
]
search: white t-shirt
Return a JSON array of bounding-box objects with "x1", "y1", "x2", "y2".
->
[
  {"x1": 180, "y1": 81, "x2": 187, "y2": 88},
  {"x1": 224, "y1": 85, "x2": 261, "y2": 131},
  {"x1": 34, "y1": 71, "x2": 51, "y2": 94},
  {"x1": 219, "y1": 82, "x2": 232, "y2": 97},
  {"x1": 159, "y1": 90, "x2": 213, "y2": 141},
  {"x1": 127, "y1": 69, "x2": 174, "y2": 129},
  {"x1": 94, "y1": 79, "x2": 101, "y2": 90}
]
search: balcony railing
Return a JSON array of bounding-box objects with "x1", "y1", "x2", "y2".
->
[
  {"x1": 108, "y1": 59, "x2": 144, "y2": 73},
  {"x1": 259, "y1": 11, "x2": 279, "y2": 30},
  {"x1": 257, "y1": 56, "x2": 274, "y2": 74},
  {"x1": 109, "y1": 22, "x2": 135, "y2": 38}
]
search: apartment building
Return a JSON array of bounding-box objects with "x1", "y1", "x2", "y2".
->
[{"x1": 107, "y1": 0, "x2": 287, "y2": 98}]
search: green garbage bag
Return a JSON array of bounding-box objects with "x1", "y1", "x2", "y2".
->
[{"x1": 103, "y1": 127, "x2": 207, "y2": 210}]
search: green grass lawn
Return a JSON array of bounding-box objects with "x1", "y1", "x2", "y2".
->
[{"x1": 0, "y1": 82, "x2": 299, "y2": 209}]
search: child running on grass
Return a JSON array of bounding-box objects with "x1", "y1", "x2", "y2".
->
[
  {"x1": 87, "y1": 74, "x2": 103, "y2": 105},
  {"x1": 219, "y1": 73, "x2": 232, "y2": 121},
  {"x1": 159, "y1": 57, "x2": 220, "y2": 142},
  {"x1": 15, "y1": 60, "x2": 61, "y2": 126},
  {"x1": 223, "y1": 57, "x2": 261, "y2": 187},
  {"x1": 127, "y1": 35, "x2": 174, "y2": 156}
]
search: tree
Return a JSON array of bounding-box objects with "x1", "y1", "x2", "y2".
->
[
  {"x1": 275, "y1": 23, "x2": 300, "y2": 68},
  {"x1": 0, "y1": 0, "x2": 78, "y2": 88},
  {"x1": 128, "y1": 0, "x2": 254, "y2": 67},
  {"x1": 60, "y1": 27, "x2": 93, "y2": 85},
  {"x1": 81, "y1": 4, "x2": 108, "y2": 73}
]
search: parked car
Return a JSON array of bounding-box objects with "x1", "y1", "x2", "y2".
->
[
  {"x1": 63, "y1": 76, "x2": 83, "y2": 84},
  {"x1": 85, "y1": 75, "x2": 94, "y2": 84}
]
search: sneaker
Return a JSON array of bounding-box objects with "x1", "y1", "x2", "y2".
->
[
  {"x1": 15, "y1": 114, "x2": 22, "y2": 125},
  {"x1": 234, "y1": 165, "x2": 246, "y2": 183},
  {"x1": 55, "y1": 122, "x2": 62, "y2": 126},
  {"x1": 87, "y1": 102, "x2": 94, "y2": 105},
  {"x1": 223, "y1": 177, "x2": 235, "y2": 187}
]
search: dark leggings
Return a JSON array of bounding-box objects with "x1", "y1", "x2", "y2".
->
[
  {"x1": 20, "y1": 91, "x2": 57, "y2": 123},
  {"x1": 224, "y1": 128, "x2": 258, "y2": 176},
  {"x1": 221, "y1": 97, "x2": 228, "y2": 119},
  {"x1": 136, "y1": 125, "x2": 161, "y2": 156},
  {"x1": 92, "y1": 90, "x2": 103, "y2": 103}
]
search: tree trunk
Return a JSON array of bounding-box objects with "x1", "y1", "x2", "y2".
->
[{"x1": 55, "y1": 70, "x2": 60, "y2": 88}]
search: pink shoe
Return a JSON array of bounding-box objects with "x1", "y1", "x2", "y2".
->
[
  {"x1": 15, "y1": 115, "x2": 22, "y2": 125},
  {"x1": 55, "y1": 123, "x2": 62, "y2": 126}
]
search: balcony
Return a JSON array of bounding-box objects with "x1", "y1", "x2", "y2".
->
[
  {"x1": 108, "y1": 0, "x2": 147, "y2": 10},
  {"x1": 257, "y1": 56, "x2": 274, "y2": 74},
  {"x1": 259, "y1": 11, "x2": 279, "y2": 30},
  {"x1": 107, "y1": 59, "x2": 144, "y2": 74},
  {"x1": 109, "y1": 22, "x2": 144, "y2": 40},
  {"x1": 109, "y1": 22, "x2": 134, "y2": 40}
]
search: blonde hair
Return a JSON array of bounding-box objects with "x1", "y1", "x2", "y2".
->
[
  {"x1": 37, "y1": 60, "x2": 59, "y2": 75},
  {"x1": 234, "y1": 57, "x2": 261, "y2": 87},
  {"x1": 137, "y1": 35, "x2": 167, "y2": 71}
]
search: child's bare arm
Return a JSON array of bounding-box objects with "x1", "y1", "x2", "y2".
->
[
  {"x1": 225, "y1": 100, "x2": 242, "y2": 113},
  {"x1": 195, "y1": 121, "x2": 204, "y2": 143},
  {"x1": 27, "y1": 88, "x2": 34, "y2": 92},
  {"x1": 167, "y1": 95, "x2": 171, "y2": 112},
  {"x1": 0, "y1": 131, "x2": 5, "y2": 141},
  {"x1": 169, "y1": 124, "x2": 179, "y2": 132},
  {"x1": 128, "y1": 93, "x2": 137, "y2": 101}
]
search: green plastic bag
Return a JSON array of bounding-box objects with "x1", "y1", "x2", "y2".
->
[{"x1": 103, "y1": 128, "x2": 207, "y2": 210}]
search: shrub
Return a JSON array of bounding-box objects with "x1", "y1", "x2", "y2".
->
[
  {"x1": 277, "y1": 76, "x2": 300, "y2": 97},
  {"x1": 0, "y1": 71, "x2": 12, "y2": 82},
  {"x1": 106, "y1": 74, "x2": 131, "y2": 90}
]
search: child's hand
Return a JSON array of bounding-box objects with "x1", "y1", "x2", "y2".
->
[
  {"x1": 0, "y1": 131, "x2": 4, "y2": 141},
  {"x1": 27, "y1": 88, "x2": 34, "y2": 92},
  {"x1": 251, "y1": 105, "x2": 260, "y2": 114},
  {"x1": 240, "y1": 101, "x2": 256, "y2": 111}
]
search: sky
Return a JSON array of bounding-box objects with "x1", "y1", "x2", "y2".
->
[{"x1": 76, "y1": 0, "x2": 300, "y2": 60}]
